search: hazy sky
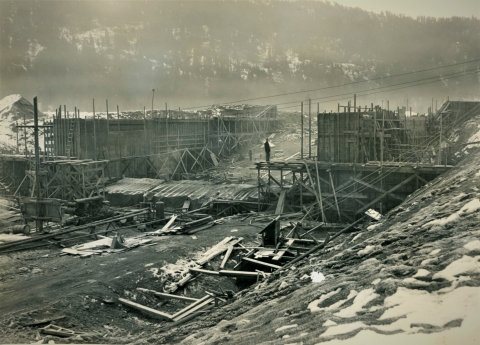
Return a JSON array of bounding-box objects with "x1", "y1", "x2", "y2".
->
[{"x1": 332, "y1": 0, "x2": 479, "y2": 18}]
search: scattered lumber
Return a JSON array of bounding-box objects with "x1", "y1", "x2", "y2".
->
[
  {"x1": 40, "y1": 324, "x2": 91, "y2": 337},
  {"x1": 118, "y1": 298, "x2": 174, "y2": 321},
  {"x1": 136, "y1": 288, "x2": 199, "y2": 302},
  {"x1": 242, "y1": 257, "x2": 282, "y2": 270},
  {"x1": 220, "y1": 245, "x2": 233, "y2": 269},
  {"x1": 22, "y1": 315, "x2": 66, "y2": 327},
  {"x1": 189, "y1": 267, "x2": 220, "y2": 275},
  {"x1": 219, "y1": 270, "x2": 271, "y2": 278},
  {"x1": 173, "y1": 296, "x2": 215, "y2": 322},
  {"x1": 280, "y1": 216, "x2": 366, "y2": 271},
  {"x1": 196, "y1": 237, "x2": 243, "y2": 265}
]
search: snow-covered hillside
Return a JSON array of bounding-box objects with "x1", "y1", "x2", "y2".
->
[{"x1": 0, "y1": 94, "x2": 46, "y2": 153}]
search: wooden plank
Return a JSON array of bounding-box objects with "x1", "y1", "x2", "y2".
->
[
  {"x1": 137, "y1": 288, "x2": 199, "y2": 302},
  {"x1": 154, "y1": 214, "x2": 177, "y2": 233},
  {"x1": 210, "y1": 152, "x2": 219, "y2": 166},
  {"x1": 173, "y1": 297, "x2": 214, "y2": 322},
  {"x1": 275, "y1": 190, "x2": 286, "y2": 215},
  {"x1": 350, "y1": 177, "x2": 403, "y2": 201},
  {"x1": 220, "y1": 245, "x2": 233, "y2": 269},
  {"x1": 189, "y1": 267, "x2": 220, "y2": 275},
  {"x1": 242, "y1": 257, "x2": 282, "y2": 270},
  {"x1": 314, "y1": 159, "x2": 327, "y2": 223},
  {"x1": 196, "y1": 237, "x2": 243, "y2": 266},
  {"x1": 118, "y1": 298, "x2": 174, "y2": 321},
  {"x1": 272, "y1": 238, "x2": 294, "y2": 261},
  {"x1": 171, "y1": 295, "x2": 211, "y2": 320},
  {"x1": 329, "y1": 171, "x2": 342, "y2": 222},
  {"x1": 356, "y1": 174, "x2": 416, "y2": 214},
  {"x1": 219, "y1": 270, "x2": 271, "y2": 278}
]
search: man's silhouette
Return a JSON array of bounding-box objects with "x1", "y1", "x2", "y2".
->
[{"x1": 264, "y1": 139, "x2": 271, "y2": 162}]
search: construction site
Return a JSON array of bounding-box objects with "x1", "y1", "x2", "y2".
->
[{"x1": 1, "y1": 93, "x2": 480, "y2": 345}]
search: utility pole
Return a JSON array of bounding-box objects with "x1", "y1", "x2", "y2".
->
[
  {"x1": 301, "y1": 102, "x2": 304, "y2": 159},
  {"x1": 152, "y1": 89, "x2": 155, "y2": 118},
  {"x1": 438, "y1": 112, "x2": 442, "y2": 165},
  {"x1": 308, "y1": 98, "x2": 311, "y2": 158},
  {"x1": 33, "y1": 97, "x2": 43, "y2": 233}
]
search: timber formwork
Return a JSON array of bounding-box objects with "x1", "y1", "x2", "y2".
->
[
  {"x1": 49, "y1": 105, "x2": 277, "y2": 160},
  {"x1": 255, "y1": 160, "x2": 452, "y2": 222},
  {"x1": 317, "y1": 106, "x2": 433, "y2": 164}
]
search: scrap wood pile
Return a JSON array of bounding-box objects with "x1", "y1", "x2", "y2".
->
[
  {"x1": 60, "y1": 233, "x2": 153, "y2": 258},
  {"x1": 118, "y1": 216, "x2": 360, "y2": 326}
]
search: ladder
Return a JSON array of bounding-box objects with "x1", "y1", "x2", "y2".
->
[{"x1": 65, "y1": 119, "x2": 76, "y2": 158}]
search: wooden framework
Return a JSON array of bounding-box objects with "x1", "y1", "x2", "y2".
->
[{"x1": 255, "y1": 160, "x2": 451, "y2": 222}]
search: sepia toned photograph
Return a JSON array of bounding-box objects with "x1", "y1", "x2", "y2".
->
[{"x1": 0, "y1": 0, "x2": 479, "y2": 344}]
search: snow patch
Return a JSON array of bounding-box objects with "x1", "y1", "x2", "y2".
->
[
  {"x1": 274, "y1": 324, "x2": 298, "y2": 333},
  {"x1": 463, "y1": 240, "x2": 480, "y2": 252},
  {"x1": 334, "y1": 288, "x2": 379, "y2": 318},
  {"x1": 413, "y1": 269, "x2": 430, "y2": 278},
  {"x1": 308, "y1": 288, "x2": 342, "y2": 313},
  {"x1": 322, "y1": 320, "x2": 337, "y2": 327},
  {"x1": 423, "y1": 198, "x2": 480, "y2": 228},
  {"x1": 432, "y1": 255, "x2": 480, "y2": 281},
  {"x1": 322, "y1": 290, "x2": 358, "y2": 312}
]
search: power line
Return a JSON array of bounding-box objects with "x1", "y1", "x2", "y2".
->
[
  {"x1": 276, "y1": 69, "x2": 479, "y2": 111},
  {"x1": 181, "y1": 59, "x2": 480, "y2": 110}
]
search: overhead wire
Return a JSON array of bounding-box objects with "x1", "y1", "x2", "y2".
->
[{"x1": 181, "y1": 59, "x2": 480, "y2": 110}]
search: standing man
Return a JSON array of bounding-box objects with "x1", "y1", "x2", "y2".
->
[
  {"x1": 248, "y1": 149, "x2": 253, "y2": 161},
  {"x1": 264, "y1": 139, "x2": 271, "y2": 162}
]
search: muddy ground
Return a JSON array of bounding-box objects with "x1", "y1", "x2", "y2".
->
[{"x1": 0, "y1": 218, "x2": 264, "y2": 344}]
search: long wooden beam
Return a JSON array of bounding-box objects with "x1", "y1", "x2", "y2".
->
[
  {"x1": 356, "y1": 174, "x2": 416, "y2": 214},
  {"x1": 350, "y1": 177, "x2": 404, "y2": 201}
]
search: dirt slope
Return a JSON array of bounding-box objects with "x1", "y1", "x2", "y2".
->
[{"x1": 147, "y1": 149, "x2": 480, "y2": 345}]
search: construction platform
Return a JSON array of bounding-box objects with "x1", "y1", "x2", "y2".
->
[{"x1": 255, "y1": 160, "x2": 452, "y2": 222}]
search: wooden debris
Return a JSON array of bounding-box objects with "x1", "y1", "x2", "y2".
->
[
  {"x1": 220, "y1": 245, "x2": 233, "y2": 269},
  {"x1": 189, "y1": 267, "x2": 220, "y2": 275},
  {"x1": 136, "y1": 288, "x2": 199, "y2": 302},
  {"x1": 154, "y1": 214, "x2": 178, "y2": 233},
  {"x1": 40, "y1": 324, "x2": 89, "y2": 337},
  {"x1": 173, "y1": 296, "x2": 214, "y2": 322},
  {"x1": 196, "y1": 237, "x2": 243, "y2": 265},
  {"x1": 22, "y1": 315, "x2": 65, "y2": 327},
  {"x1": 242, "y1": 257, "x2": 282, "y2": 270},
  {"x1": 118, "y1": 298, "x2": 174, "y2": 321},
  {"x1": 219, "y1": 270, "x2": 271, "y2": 278}
]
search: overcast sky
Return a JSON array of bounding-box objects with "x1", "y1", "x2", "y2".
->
[{"x1": 331, "y1": 0, "x2": 479, "y2": 18}]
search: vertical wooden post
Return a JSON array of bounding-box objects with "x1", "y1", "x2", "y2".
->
[
  {"x1": 33, "y1": 97, "x2": 43, "y2": 232},
  {"x1": 166, "y1": 103, "x2": 169, "y2": 152},
  {"x1": 308, "y1": 98, "x2": 311, "y2": 158},
  {"x1": 300, "y1": 102, "x2": 304, "y2": 159},
  {"x1": 337, "y1": 104, "x2": 341, "y2": 162},
  {"x1": 438, "y1": 112, "x2": 442, "y2": 165},
  {"x1": 354, "y1": 94, "x2": 357, "y2": 164},
  {"x1": 144, "y1": 106, "x2": 147, "y2": 156},
  {"x1": 16, "y1": 121, "x2": 19, "y2": 153},
  {"x1": 257, "y1": 167, "x2": 261, "y2": 212},
  {"x1": 106, "y1": 99, "x2": 110, "y2": 158},
  {"x1": 314, "y1": 158, "x2": 326, "y2": 223},
  {"x1": 381, "y1": 110, "x2": 385, "y2": 165},
  {"x1": 117, "y1": 105, "x2": 121, "y2": 158},
  {"x1": 317, "y1": 103, "x2": 320, "y2": 159},
  {"x1": 373, "y1": 107, "x2": 377, "y2": 161},
  {"x1": 93, "y1": 99, "x2": 97, "y2": 160},
  {"x1": 24, "y1": 111, "x2": 28, "y2": 156},
  {"x1": 83, "y1": 111, "x2": 88, "y2": 159}
]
